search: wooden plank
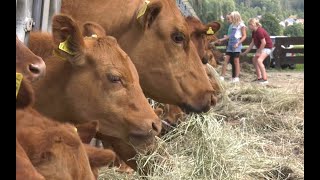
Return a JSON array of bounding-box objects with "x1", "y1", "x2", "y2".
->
[
  {"x1": 280, "y1": 56, "x2": 304, "y2": 64},
  {"x1": 281, "y1": 48, "x2": 304, "y2": 54},
  {"x1": 275, "y1": 37, "x2": 304, "y2": 46}
]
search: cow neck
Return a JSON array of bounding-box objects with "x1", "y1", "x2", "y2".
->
[{"x1": 95, "y1": 131, "x2": 116, "y2": 142}]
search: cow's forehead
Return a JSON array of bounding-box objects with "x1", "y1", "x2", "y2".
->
[
  {"x1": 82, "y1": 37, "x2": 135, "y2": 81},
  {"x1": 84, "y1": 37, "x2": 128, "y2": 63}
]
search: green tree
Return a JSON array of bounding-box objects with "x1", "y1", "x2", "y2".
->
[
  {"x1": 189, "y1": 0, "x2": 235, "y2": 23},
  {"x1": 283, "y1": 23, "x2": 304, "y2": 37},
  {"x1": 260, "y1": 13, "x2": 281, "y2": 36}
]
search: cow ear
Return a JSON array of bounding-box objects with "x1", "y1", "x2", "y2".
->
[
  {"x1": 154, "y1": 107, "x2": 163, "y2": 116},
  {"x1": 85, "y1": 145, "x2": 116, "y2": 167},
  {"x1": 206, "y1": 21, "x2": 221, "y2": 34},
  {"x1": 137, "y1": 0, "x2": 162, "y2": 30},
  {"x1": 51, "y1": 14, "x2": 85, "y2": 65},
  {"x1": 84, "y1": 145, "x2": 116, "y2": 179},
  {"x1": 82, "y1": 22, "x2": 106, "y2": 37}
]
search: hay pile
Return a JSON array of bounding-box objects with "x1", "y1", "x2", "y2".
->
[{"x1": 99, "y1": 67, "x2": 304, "y2": 180}]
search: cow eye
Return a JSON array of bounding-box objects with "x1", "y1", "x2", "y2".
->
[
  {"x1": 171, "y1": 32, "x2": 185, "y2": 44},
  {"x1": 107, "y1": 74, "x2": 121, "y2": 83}
]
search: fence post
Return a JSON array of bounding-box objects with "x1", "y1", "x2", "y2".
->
[
  {"x1": 273, "y1": 38, "x2": 282, "y2": 69},
  {"x1": 32, "y1": 0, "x2": 43, "y2": 31}
]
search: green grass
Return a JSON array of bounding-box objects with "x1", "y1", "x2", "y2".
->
[{"x1": 294, "y1": 64, "x2": 304, "y2": 71}]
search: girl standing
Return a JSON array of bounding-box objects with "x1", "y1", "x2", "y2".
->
[{"x1": 218, "y1": 11, "x2": 247, "y2": 83}]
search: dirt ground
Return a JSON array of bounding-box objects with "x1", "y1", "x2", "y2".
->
[
  {"x1": 220, "y1": 63, "x2": 304, "y2": 90},
  {"x1": 265, "y1": 71, "x2": 304, "y2": 89}
]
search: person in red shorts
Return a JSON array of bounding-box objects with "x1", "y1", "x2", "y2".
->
[{"x1": 241, "y1": 18, "x2": 273, "y2": 84}]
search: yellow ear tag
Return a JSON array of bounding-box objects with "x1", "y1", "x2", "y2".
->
[
  {"x1": 206, "y1": 27, "x2": 214, "y2": 35},
  {"x1": 137, "y1": 0, "x2": 150, "y2": 19},
  {"x1": 58, "y1": 37, "x2": 76, "y2": 55},
  {"x1": 16, "y1": 73, "x2": 23, "y2": 98},
  {"x1": 74, "y1": 127, "x2": 78, "y2": 133},
  {"x1": 91, "y1": 34, "x2": 98, "y2": 38}
]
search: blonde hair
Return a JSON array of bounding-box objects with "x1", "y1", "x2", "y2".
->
[
  {"x1": 230, "y1": 11, "x2": 243, "y2": 25},
  {"x1": 248, "y1": 18, "x2": 262, "y2": 27}
]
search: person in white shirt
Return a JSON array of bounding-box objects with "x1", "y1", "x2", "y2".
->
[{"x1": 217, "y1": 11, "x2": 247, "y2": 83}]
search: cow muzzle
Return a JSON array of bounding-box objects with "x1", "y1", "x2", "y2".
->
[{"x1": 128, "y1": 118, "x2": 161, "y2": 147}]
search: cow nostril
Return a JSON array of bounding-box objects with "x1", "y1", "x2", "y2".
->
[
  {"x1": 201, "y1": 57, "x2": 208, "y2": 64},
  {"x1": 211, "y1": 94, "x2": 217, "y2": 107},
  {"x1": 152, "y1": 122, "x2": 159, "y2": 133},
  {"x1": 29, "y1": 64, "x2": 41, "y2": 75}
]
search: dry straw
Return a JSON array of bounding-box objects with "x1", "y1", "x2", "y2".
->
[{"x1": 99, "y1": 69, "x2": 304, "y2": 180}]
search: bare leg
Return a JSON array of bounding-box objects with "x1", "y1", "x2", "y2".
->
[
  {"x1": 252, "y1": 55, "x2": 262, "y2": 79},
  {"x1": 233, "y1": 57, "x2": 240, "y2": 78},
  {"x1": 256, "y1": 53, "x2": 269, "y2": 80},
  {"x1": 221, "y1": 55, "x2": 230, "y2": 77}
]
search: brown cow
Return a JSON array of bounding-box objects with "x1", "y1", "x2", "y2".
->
[
  {"x1": 17, "y1": 108, "x2": 116, "y2": 180},
  {"x1": 185, "y1": 16, "x2": 222, "y2": 97},
  {"x1": 61, "y1": 0, "x2": 216, "y2": 113},
  {"x1": 16, "y1": 108, "x2": 116, "y2": 180},
  {"x1": 155, "y1": 104, "x2": 185, "y2": 136},
  {"x1": 29, "y1": 14, "x2": 160, "y2": 169},
  {"x1": 185, "y1": 17, "x2": 224, "y2": 67},
  {"x1": 206, "y1": 33, "x2": 225, "y2": 66},
  {"x1": 17, "y1": 34, "x2": 116, "y2": 179},
  {"x1": 75, "y1": 121, "x2": 136, "y2": 174},
  {"x1": 185, "y1": 16, "x2": 221, "y2": 65},
  {"x1": 16, "y1": 36, "x2": 46, "y2": 109},
  {"x1": 16, "y1": 36, "x2": 46, "y2": 180},
  {"x1": 16, "y1": 79, "x2": 116, "y2": 179}
]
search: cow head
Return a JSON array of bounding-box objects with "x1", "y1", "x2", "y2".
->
[
  {"x1": 156, "y1": 104, "x2": 185, "y2": 136},
  {"x1": 206, "y1": 22, "x2": 225, "y2": 65},
  {"x1": 16, "y1": 110, "x2": 96, "y2": 180},
  {"x1": 16, "y1": 36, "x2": 46, "y2": 82},
  {"x1": 16, "y1": 36, "x2": 46, "y2": 109},
  {"x1": 125, "y1": 0, "x2": 217, "y2": 113},
  {"x1": 33, "y1": 14, "x2": 161, "y2": 149},
  {"x1": 17, "y1": 108, "x2": 117, "y2": 180},
  {"x1": 185, "y1": 16, "x2": 221, "y2": 65}
]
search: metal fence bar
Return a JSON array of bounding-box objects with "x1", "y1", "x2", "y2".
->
[
  {"x1": 32, "y1": 0, "x2": 43, "y2": 31},
  {"x1": 47, "y1": 0, "x2": 61, "y2": 32},
  {"x1": 16, "y1": 0, "x2": 34, "y2": 44},
  {"x1": 41, "y1": 0, "x2": 50, "y2": 32}
]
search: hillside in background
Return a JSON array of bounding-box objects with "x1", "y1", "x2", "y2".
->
[{"x1": 185, "y1": 0, "x2": 304, "y2": 37}]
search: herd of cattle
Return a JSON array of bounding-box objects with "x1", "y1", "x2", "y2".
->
[{"x1": 16, "y1": 0, "x2": 225, "y2": 179}]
